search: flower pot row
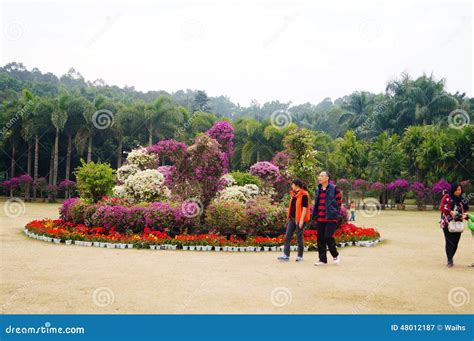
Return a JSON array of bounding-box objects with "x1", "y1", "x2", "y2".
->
[{"x1": 24, "y1": 228, "x2": 382, "y2": 251}]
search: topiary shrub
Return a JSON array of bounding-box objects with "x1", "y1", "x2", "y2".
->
[
  {"x1": 74, "y1": 159, "x2": 116, "y2": 203},
  {"x1": 229, "y1": 171, "x2": 261, "y2": 187}
]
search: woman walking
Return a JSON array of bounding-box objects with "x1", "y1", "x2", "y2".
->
[
  {"x1": 439, "y1": 182, "x2": 469, "y2": 268},
  {"x1": 278, "y1": 179, "x2": 310, "y2": 262}
]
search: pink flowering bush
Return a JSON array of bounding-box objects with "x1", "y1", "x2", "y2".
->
[
  {"x1": 147, "y1": 139, "x2": 187, "y2": 164},
  {"x1": 410, "y1": 182, "x2": 430, "y2": 207},
  {"x1": 272, "y1": 152, "x2": 289, "y2": 170},
  {"x1": 370, "y1": 182, "x2": 385, "y2": 193},
  {"x1": 207, "y1": 121, "x2": 234, "y2": 157}
]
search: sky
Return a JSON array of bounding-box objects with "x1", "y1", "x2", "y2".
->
[{"x1": 0, "y1": 0, "x2": 472, "y2": 106}]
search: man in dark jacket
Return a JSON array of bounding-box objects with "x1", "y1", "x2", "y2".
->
[{"x1": 311, "y1": 170, "x2": 342, "y2": 266}]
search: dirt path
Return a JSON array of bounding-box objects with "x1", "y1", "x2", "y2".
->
[{"x1": 1, "y1": 199, "x2": 472, "y2": 314}]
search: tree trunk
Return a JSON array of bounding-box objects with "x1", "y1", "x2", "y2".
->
[
  {"x1": 49, "y1": 147, "x2": 54, "y2": 185},
  {"x1": 10, "y1": 145, "x2": 15, "y2": 178},
  {"x1": 33, "y1": 135, "x2": 39, "y2": 200},
  {"x1": 25, "y1": 142, "x2": 32, "y2": 201},
  {"x1": 27, "y1": 142, "x2": 32, "y2": 176},
  {"x1": 117, "y1": 137, "x2": 123, "y2": 168},
  {"x1": 53, "y1": 128, "x2": 59, "y2": 186},
  {"x1": 148, "y1": 130, "x2": 153, "y2": 146},
  {"x1": 87, "y1": 135, "x2": 92, "y2": 163},
  {"x1": 65, "y1": 134, "x2": 72, "y2": 180}
]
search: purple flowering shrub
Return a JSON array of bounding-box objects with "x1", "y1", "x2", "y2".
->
[
  {"x1": 410, "y1": 182, "x2": 430, "y2": 206},
  {"x1": 207, "y1": 121, "x2": 234, "y2": 158}
]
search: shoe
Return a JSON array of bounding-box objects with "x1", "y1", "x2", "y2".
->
[
  {"x1": 295, "y1": 257, "x2": 303, "y2": 262},
  {"x1": 447, "y1": 260, "x2": 453, "y2": 268},
  {"x1": 333, "y1": 256, "x2": 340, "y2": 264},
  {"x1": 277, "y1": 255, "x2": 290, "y2": 261},
  {"x1": 314, "y1": 261, "x2": 327, "y2": 266}
]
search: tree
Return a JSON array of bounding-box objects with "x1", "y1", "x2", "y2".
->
[
  {"x1": 192, "y1": 90, "x2": 210, "y2": 113},
  {"x1": 282, "y1": 127, "x2": 319, "y2": 191},
  {"x1": 51, "y1": 94, "x2": 69, "y2": 187},
  {"x1": 331, "y1": 130, "x2": 368, "y2": 180},
  {"x1": 144, "y1": 96, "x2": 185, "y2": 146}
]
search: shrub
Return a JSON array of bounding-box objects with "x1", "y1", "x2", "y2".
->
[
  {"x1": 68, "y1": 200, "x2": 88, "y2": 224},
  {"x1": 124, "y1": 169, "x2": 170, "y2": 203},
  {"x1": 205, "y1": 199, "x2": 246, "y2": 235},
  {"x1": 124, "y1": 205, "x2": 147, "y2": 233},
  {"x1": 112, "y1": 185, "x2": 127, "y2": 198},
  {"x1": 59, "y1": 197, "x2": 80, "y2": 221},
  {"x1": 74, "y1": 159, "x2": 116, "y2": 203},
  {"x1": 249, "y1": 161, "x2": 280, "y2": 183},
  {"x1": 410, "y1": 182, "x2": 430, "y2": 206},
  {"x1": 116, "y1": 164, "x2": 140, "y2": 183},
  {"x1": 229, "y1": 171, "x2": 261, "y2": 187},
  {"x1": 245, "y1": 196, "x2": 287, "y2": 235},
  {"x1": 92, "y1": 205, "x2": 127, "y2": 232},
  {"x1": 207, "y1": 121, "x2": 234, "y2": 157},
  {"x1": 217, "y1": 184, "x2": 259, "y2": 203},
  {"x1": 143, "y1": 202, "x2": 174, "y2": 232},
  {"x1": 126, "y1": 147, "x2": 158, "y2": 169},
  {"x1": 83, "y1": 204, "x2": 100, "y2": 226}
]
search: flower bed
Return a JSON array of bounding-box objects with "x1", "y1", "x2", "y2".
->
[{"x1": 24, "y1": 219, "x2": 382, "y2": 251}]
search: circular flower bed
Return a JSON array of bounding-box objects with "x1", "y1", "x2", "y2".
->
[{"x1": 24, "y1": 219, "x2": 382, "y2": 251}]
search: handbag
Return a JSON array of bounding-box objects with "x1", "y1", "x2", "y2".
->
[{"x1": 448, "y1": 221, "x2": 464, "y2": 233}]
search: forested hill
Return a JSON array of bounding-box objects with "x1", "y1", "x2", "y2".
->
[
  {"x1": 0, "y1": 61, "x2": 472, "y2": 186},
  {"x1": 2, "y1": 62, "x2": 471, "y2": 137}
]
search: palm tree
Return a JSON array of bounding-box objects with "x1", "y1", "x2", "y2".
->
[
  {"x1": 145, "y1": 96, "x2": 185, "y2": 146},
  {"x1": 386, "y1": 73, "x2": 459, "y2": 131},
  {"x1": 50, "y1": 94, "x2": 69, "y2": 187},
  {"x1": 62, "y1": 96, "x2": 88, "y2": 180},
  {"x1": 31, "y1": 98, "x2": 53, "y2": 199},
  {"x1": 233, "y1": 118, "x2": 274, "y2": 167}
]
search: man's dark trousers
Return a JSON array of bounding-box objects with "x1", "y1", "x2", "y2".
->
[{"x1": 316, "y1": 221, "x2": 339, "y2": 263}]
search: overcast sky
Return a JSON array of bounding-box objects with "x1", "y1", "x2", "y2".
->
[{"x1": 1, "y1": 0, "x2": 472, "y2": 106}]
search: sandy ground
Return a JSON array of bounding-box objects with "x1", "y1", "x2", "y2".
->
[{"x1": 0, "y1": 199, "x2": 472, "y2": 314}]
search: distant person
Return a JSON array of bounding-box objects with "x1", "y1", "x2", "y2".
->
[
  {"x1": 439, "y1": 183, "x2": 469, "y2": 268},
  {"x1": 349, "y1": 200, "x2": 356, "y2": 221},
  {"x1": 278, "y1": 179, "x2": 310, "y2": 262},
  {"x1": 311, "y1": 171, "x2": 342, "y2": 266}
]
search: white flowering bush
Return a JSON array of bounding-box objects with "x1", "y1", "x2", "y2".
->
[
  {"x1": 124, "y1": 169, "x2": 170, "y2": 203},
  {"x1": 112, "y1": 185, "x2": 127, "y2": 198},
  {"x1": 217, "y1": 184, "x2": 259, "y2": 203},
  {"x1": 116, "y1": 164, "x2": 140, "y2": 183},
  {"x1": 125, "y1": 147, "x2": 158, "y2": 170}
]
